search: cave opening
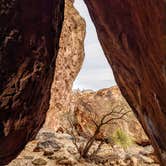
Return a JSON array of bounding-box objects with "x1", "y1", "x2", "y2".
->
[{"x1": 72, "y1": 0, "x2": 116, "y2": 91}]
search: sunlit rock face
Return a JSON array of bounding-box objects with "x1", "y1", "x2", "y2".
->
[
  {"x1": 0, "y1": 0, "x2": 64, "y2": 164},
  {"x1": 44, "y1": 0, "x2": 85, "y2": 130},
  {"x1": 73, "y1": 86, "x2": 148, "y2": 145},
  {"x1": 84, "y1": 0, "x2": 166, "y2": 164}
]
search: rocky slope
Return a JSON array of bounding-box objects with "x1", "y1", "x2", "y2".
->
[
  {"x1": 44, "y1": 0, "x2": 85, "y2": 130},
  {"x1": 9, "y1": 130, "x2": 159, "y2": 166},
  {"x1": 0, "y1": 0, "x2": 64, "y2": 164},
  {"x1": 84, "y1": 0, "x2": 166, "y2": 164},
  {"x1": 73, "y1": 87, "x2": 148, "y2": 146},
  {"x1": 8, "y1": 87, "x2": 159, "y2": 166}
]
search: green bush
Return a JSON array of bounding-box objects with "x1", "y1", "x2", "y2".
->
[{"x1": 112, "y1": 128, "x2": 133, "y2": 149}]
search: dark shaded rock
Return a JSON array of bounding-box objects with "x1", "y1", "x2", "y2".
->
[
  {"x1": 43, "y1": 150, "x2": 54, "y2": 156},
  {"x1": 34, "y1": 140, "x2": 61, "y2": 152},
  {"x1": 136, "y1": 139, "x2": 151, "y2": 147},
  {"x1": 36, "y1": 131, "x2": 56, "y2": 140},
  {"x1": 47, "y1": 155, "x2": 58, "y2": 160},
  {"x1": 84, "y1": 0, "x2": 166, "y2": 164},
  {"x1": 0, "y1": 0, "x2": 64, "y2": 164}
]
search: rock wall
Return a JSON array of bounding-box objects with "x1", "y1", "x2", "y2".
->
[
  {"x1": 0, "y1": 0, "x2": 64, "y2": 164},
  {"x1": 0, "y1": 0, "x2": 165, "y2": 165},
  {"x1": 44, "y1": 0, "x2": 85, "y2": 130},
  {"x1": 83, "y1": 0, "x2": 166, "y2": 164}
]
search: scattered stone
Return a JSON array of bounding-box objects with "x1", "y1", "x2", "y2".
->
[
  {"x1": 35, "y1": 140, "x2": 61, "y2": 151},
  {"x1": 43, "y1": 150, "x2": 54, "y2": 156},
  {"x1": 24, "y1": 155, "x2": 34, "y2": 160},
  {"x1": 67, "y1": 146, "x2": 77, "y2": 154},
  {"x1": 150, "y1": 155, "x2": 160, "y2": 163},
  {"x1": 110, "y1": 160, "x2": 116, "y2": 165},
  {"x1": 107, "y1": 154, "x2": 119, "y2": 160},
  {"x1": 140, "y1": 154, "x2": 154, "y2": 164},
  {"x1": 57, "y1": 127, "x2": 64, "y2": 133},
  {"x1": 139, "y1": 145, "x2": 154, "y2": 156},
  {"x1": 33, "y1": 146, "x2": 42, "y2": 152},
  {"x1": 124, "y1": 159, "x2": 131, "y2": 165},
  {"x1": 117, "y1": 159, "x2": 126, "y2": 166},
  {"x1": 130, "y1": 156, "x2": 138, "y2": 166},
  {"x1": 32, "y1": 158, "x2": 47, "y2": 165},
  {"x1": 47, "y1": 155, "x2": 58, "y2": 160},
  {"x1": 56, "y1": 158, "x2": 75, "y2": 166},
  {"x1": 36, "y1": 131, "x2": 56, "y2": 140}
]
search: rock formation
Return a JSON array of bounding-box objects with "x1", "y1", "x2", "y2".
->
[
  {"x1": 9, "y1": 129, "x2": 159, "y2": 166},
  {"x1": 73, "y1": 86, "x2": 149, "y2": 145},
  {"x1": 83, "y1": 0, "x2": 166, "y2": 164},
  {"x1": 44, "y1": 0, "x2": 85, "y2": 130},
  {"x1": 0, "y1": 0, "x2": 165, "y2": 165},
  {"x1": 0, "y1": 0, "x2": 64, "y2": 164}
]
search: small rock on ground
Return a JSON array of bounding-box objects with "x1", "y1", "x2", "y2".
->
[{"x1": 32, "y1": 158, "x2": 47, "y2": 165}]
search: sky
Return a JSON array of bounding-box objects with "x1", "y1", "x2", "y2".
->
[{"x1": 72, "y1": 0, "x2": 116, "y2": 91}]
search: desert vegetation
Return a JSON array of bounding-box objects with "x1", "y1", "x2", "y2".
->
[
  {"x1": 9, "y1": 88, "x2": 159, "y2": 166},
  {"x1": 67, "y1": 105, "x2": 131, "y2": 159}
]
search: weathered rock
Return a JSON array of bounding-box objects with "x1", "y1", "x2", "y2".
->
[
  {"x1": 36, "y1": 131, "x2": 56, "y2": 141},
  {"x1": 34, "y1": 140, "x2": 60, "y2": 152},
  {"x1": 47, "y1": 155, "x2": 58, "y2": 160},
  {"x1": 8, "y1": 130, "x2": 160, "y2": 166},
  {"x1": 73, "y1": 87, "x2": 148, "y2": 144},
  {"x1": 0, "y1": 0, "x2": 64, "y2": 164},
  {"x1": 24, "y1": 155, "x2": 34, "y2": 160},
  {"x1": 44, "y1": 0, "x2": 85, "y2": 130},
  {"x1": 84, "y1": 0, "x2": 166, "y2": 164},
  {"x1": 32, "y1": 158, "x2": 47, "y2": 165},
  {"x1": 67, "y1": 146, "x2": 77, "y2": 155},
  {"x1": 140, "y1": 155, "x2": 155, "y2": 164},
  {"x1": 43, "y1": 150, "x2": 54, "y2": 156},
  {"x1": 129, "y1": 156, "x2": 138, "y2": 166},
  {"x1": 56, "y1": 157, "x2": 75, "y2": 166}
]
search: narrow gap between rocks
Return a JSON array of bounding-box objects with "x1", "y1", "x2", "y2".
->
[{"x1": 73, "y1": 0, "x2": 116, "y2": 91}]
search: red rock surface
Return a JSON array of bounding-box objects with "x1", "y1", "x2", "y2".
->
[
  {"x1": 73, "y1": 87, "x2": 148, "y2": 145},
  {"x1": 84, "y1": 0, "x2": 166, "y2": 164},
  {"x1": 0, "y1": 0, "x2": 64, "y2": 164}
]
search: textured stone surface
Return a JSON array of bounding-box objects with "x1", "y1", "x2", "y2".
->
[
  {"x1": 44, "y1": 0, "x2": 85, "y2": 130},
  {"x1": 84, "y1": 0, "x2": 166, "y2": 164},
  {"x1": 73, "y1": 87, "x2": 148, "y2": 145},
  {"x1": 8, "y1": 129, "x2": 159, "y2": 166},
  {"x1": 9, "y1": 130, "x2": 159, "y2": 166},
  {"x1": 0, "y1": 0, "x2": 64, "y2": 164}
]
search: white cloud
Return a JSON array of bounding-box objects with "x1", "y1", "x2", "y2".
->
[{"x1": 73, "y1": 0, "x2": 116, "y2": 91}]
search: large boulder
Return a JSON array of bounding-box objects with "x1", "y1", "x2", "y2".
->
[
  {"x1": 0, "y1": 0, "x2": 64, "y2": 164},
  {"x1": 84, "y1": 0, "x2": 166, "y2": 164}
]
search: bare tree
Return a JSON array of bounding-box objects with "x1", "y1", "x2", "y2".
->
[{"x1": 67, "y1": 105, "x2": 130, "y2": 159}]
